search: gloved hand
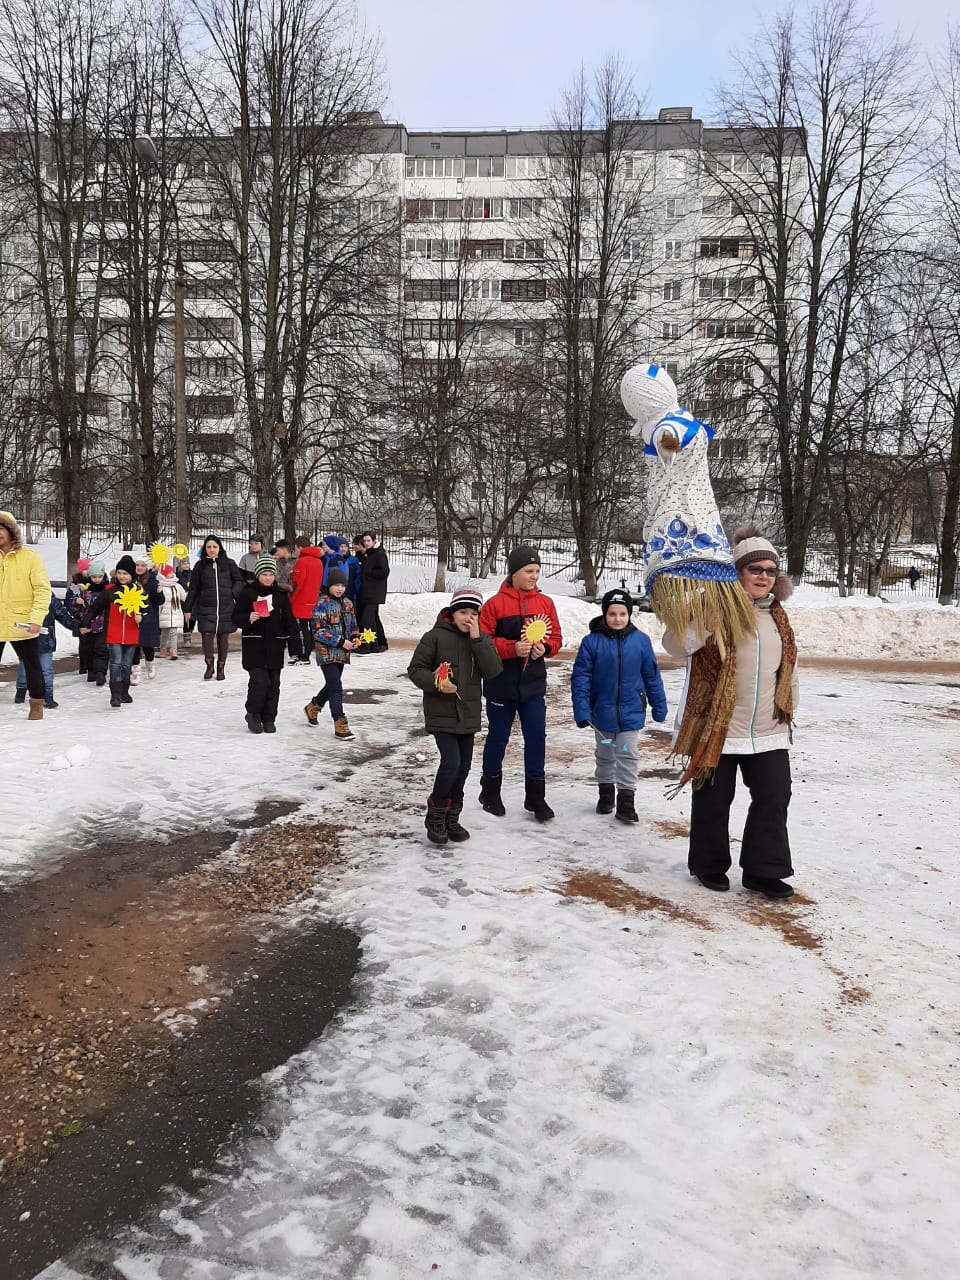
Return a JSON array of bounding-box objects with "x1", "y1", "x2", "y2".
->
[{"x1": 576, "y1": 719, "x2": 590, "y2": 729}]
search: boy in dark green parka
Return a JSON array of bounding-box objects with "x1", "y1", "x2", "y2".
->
[{"x1": 407, "y1": 587, "x2": 502, "y2": 846}]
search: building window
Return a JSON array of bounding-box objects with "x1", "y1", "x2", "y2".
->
[
  {"x1": 463, "y1": 278, "x2": 501, "y2": 300},
  {"x1": 370, "y1": 478, "x2": 386, "y2": 497},
  {"x1": 462, "y1": 238, "x2": 504, "y2": 260},
  {"x1": 404, "y1": 279, "x2": 459, "y2": 302},
  {"x1": 185, "y1": 317, "x2": 235, "y2": 340},
  {"x1": 661, "y1": 322, "x2": 681, "y2": 341},
  {"x1": 664, "y1": 197, "x2": 684, "y2": 220},
  {"x1": 664, "y1": 240, "x2": 683, "y2": 260},
  {"x1": 665, "y1": 361, "x2": 679, "y2": 380},
  {"x1": 463, "y1": 156, "x2": 506, "y2": 178},
  {"x1": 699, "y1": 238, "x2": 756, "y2": 259},
  {"x1": 512, "y1": 325, "x2": 536, "y2": 348},
  {"x1": 662, "y1": 280, "x2": 682, "y2": 302},
  {"x1": 403, "y1": 318, "x2": 459, "y2": 341},
  {"x1": 406, "y1": 199, "x2": 462, "y2": 222},
  {"x1": 505, "y1": 156, "x2": 547, "y2": 178},
  {"x1": 463, "y1": 197, "x2": 503, "y2": 220},
  {"x1": 405, "y1": 237, "x2": 460, "y2": 260},
  {"x1": 698, "y1": 276, "x2": 756, "y2": 300},
  {"x1": 697, "y1": 319, "x2": 757, "y2": 339},
  {"x1": 624, "y1": 239, "x2": 644, "y2": 262},
  {"x1": 404, "y1": 156, "x2": 463, "y2": 178},
  {"x1": 505, "y1": 198, "x2": 543, "y2": 219},
  {"x1": 501, "y1": 278, "x2": 547, "y2": 302},
  {"x1": 187, "y1": 394, "x2": 235, "y2": 418},
  {"x1": 504, "y1": 239, "x2": 545, "y2": 261}
]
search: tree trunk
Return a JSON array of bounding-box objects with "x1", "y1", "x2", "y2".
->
[{"x1": 939, "y1": 401, "x2": 960, "y2": 605}]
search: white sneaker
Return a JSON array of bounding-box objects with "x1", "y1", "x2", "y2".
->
[
  {"x1": 130, "y1": 666, "x2": 141, "y2": 686},
  {"x1": 146, "y1": 660, "x2": 156, "y2": 679}
]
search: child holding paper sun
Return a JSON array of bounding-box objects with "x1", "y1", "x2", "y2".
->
[
  {"x1": 407, "y1": 587, "x2": 502, "y2": 845},
  {"x1": 232, "y1": 556, "x2": 296, "y2": 734},
  {"x1": 303, "y1": 568, "x2": 360, "y2": 740}
]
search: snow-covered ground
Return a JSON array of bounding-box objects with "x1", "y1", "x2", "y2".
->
[{"x1": 4, "y1": 591, "x2": 955, "y2": 1279}]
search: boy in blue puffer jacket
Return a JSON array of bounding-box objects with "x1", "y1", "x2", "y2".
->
[{"x1": 571, "y1": 588, "x2": 668, "y2": 824}]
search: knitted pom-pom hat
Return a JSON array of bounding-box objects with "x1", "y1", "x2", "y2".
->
[{"x1": 254, "y1": 555, "x2": 278, "y2": 577}]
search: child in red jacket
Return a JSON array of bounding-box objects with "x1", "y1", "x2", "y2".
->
[
  {"x1": 80, "y1": 554, "x2": 159, "y2": 707},
  {"x1": 288, "y1": 536, "x2": 324, "y2": 663},
  {"x1": 478, "y1": 545, "x2": 562, "y2": 822}
]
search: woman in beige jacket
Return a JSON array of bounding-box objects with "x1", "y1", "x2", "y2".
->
[{"x1": 662, "y1": 526, "x2": 799, "y2": 899}]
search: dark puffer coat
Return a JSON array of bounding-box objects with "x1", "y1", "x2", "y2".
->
[
  {"x1": 407, "y1": 611, "x2": 502, "y2": 734},
  {"x1": 232, "y1": 583, "x2": 296, "y2": 671},
  {"x1": 184, "y1": 538, "x2": 244, "y2": 634},
  {"x1": 357, "y1": 544, "x2": 389, "y2": 606},
  {"x1": 135, "y1": 570, "x2": 162, "y2": 647}
]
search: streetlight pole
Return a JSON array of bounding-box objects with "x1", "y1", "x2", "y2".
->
[{"x1": 134, "y1": 133, "x2": 189, "y2": 547}]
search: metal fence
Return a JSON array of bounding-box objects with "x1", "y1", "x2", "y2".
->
[{"x1": 795, "y1": 549, "x2": 942, "y2": 598}]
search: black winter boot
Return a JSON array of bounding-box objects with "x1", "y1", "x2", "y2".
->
[
  {"x1": 523, "y1": 776, "x2": 555, "y2": 822},
  {"x1": 120, "y1": 679, "x2": 133, "y2": 704},
  {"x1": 425, "y1": 798, "x2": 449, "y2": 845},
  {"x1": 245, "y1": 713, "x2": 264, "y2": 734},
  {"x1": 596, "y1": 783, "x2": 615, "y2": 814},
  {"x1": 14, "y1": 688, "x2": 26, "y2": 704},
  {"x1": 446, "y1": 803, "x2": 470, "y2": 842},
  {"x1": 615, "y1": 790, "x2": 639, "y2": 824},
  {"x1": 479, "y1": 773, "x2": 506, "y2": 817},
  {"x1": 109, "y1": 682, "x2": 122, "y2": 708}
]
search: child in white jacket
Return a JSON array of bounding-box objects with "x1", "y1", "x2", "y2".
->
[{"x1": 158, "y1": 565, "x2": 187, "y2": 659}]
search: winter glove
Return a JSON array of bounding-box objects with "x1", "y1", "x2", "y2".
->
[{"x1": 576, "y1": 719, "x2": 590, "y2": 729}]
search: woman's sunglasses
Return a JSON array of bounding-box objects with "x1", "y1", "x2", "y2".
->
[{"x1": 745, "y1": 565, "x2": 778, "y2": 576}]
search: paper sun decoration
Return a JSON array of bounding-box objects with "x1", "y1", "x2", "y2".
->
[
  {"x1": 172, "y1": 543, "x2": 190, "y2": 560},
  {"x1": 115, "y1": 583, "x2": 148, "y2": 617},
  {"x1": 360, "y1": 628, "x2": 377, "y2": 645},
  {"x1": 434, "y1": 660, "x2": 453, "y2": 690},
  {"x1": 149, "y1": 542, "x2": 172, "y2": 566},
  {"x1": 520, "y1": 615, "x2": 552, "y2": 646}
]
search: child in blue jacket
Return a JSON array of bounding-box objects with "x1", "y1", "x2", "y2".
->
[
  {"x1": 14, "y1": 595, "x2": 77, "y2": 709},
  {"x1": 571, "y1": 588, "x2": 668, "y2": 824}
]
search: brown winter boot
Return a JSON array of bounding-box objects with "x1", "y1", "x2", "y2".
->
[
  {"x1": 202, "y1": 632, "x2": 215, "y2": 680},
  {"x1": 28, "y1": 697, "x2": 44, "y2": 720},
  {"x1": 304, "y1": 701, "x2": 320, "y2": 726},
  {"x1": 334, "y1": 715, "x2": 355, "y2": 740}
]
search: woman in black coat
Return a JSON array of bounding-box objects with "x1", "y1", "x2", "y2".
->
[
  {"x1": 407, "y1": 587, "x2": 502, "y2": 845},
  {"x1": 232, "y1": 556, "x2": 296, "y2": 734},
  {"x1": 183, "y1": 535, "x2": 245, "y2": 681}
]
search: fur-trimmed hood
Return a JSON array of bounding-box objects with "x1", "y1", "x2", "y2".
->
[{"x1": 0, "y1": 510, "x2": 23, "y2": 551}]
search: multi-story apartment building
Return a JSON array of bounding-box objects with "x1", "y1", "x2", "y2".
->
[{"x1": 2, "y1": 106, "x2": 796, "y2": 539}]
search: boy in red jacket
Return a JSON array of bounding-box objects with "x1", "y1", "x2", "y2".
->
[
  {"x1": 478, "y1": 546, "x2": 562, "y2": 821},
  {"x1": 289, "y1": 536, "x2": 324, "y2": 663}
]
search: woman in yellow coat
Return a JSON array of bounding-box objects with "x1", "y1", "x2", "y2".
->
[{"x1": 0, "y1": 511, "x2": 52, "y2": 719}]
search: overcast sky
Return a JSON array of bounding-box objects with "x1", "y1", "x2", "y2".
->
[{"x1": 357, "y1": 0, "x2": 953, "y2": 131}]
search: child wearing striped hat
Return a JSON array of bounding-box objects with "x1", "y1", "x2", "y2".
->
[{"x1": 407, "y1": 587, "x2": 502, "y2": 846}]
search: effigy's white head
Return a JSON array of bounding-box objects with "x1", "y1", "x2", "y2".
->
[{"x1": 620, "y1": 363, "x2": 680, "y2": 442}]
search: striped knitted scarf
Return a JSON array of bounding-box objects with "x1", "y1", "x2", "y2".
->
[{"x1": 672, "y1": 601, "x2": 797, "y2": 792}]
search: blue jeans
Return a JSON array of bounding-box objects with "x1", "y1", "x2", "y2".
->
[
  {"x1": 17, "y1": 649, "x2": 54, "y2": 700},
  {"x1": 108, "y1": 643, "x2": 136, "y2": 684},
  {"x1": 482, "y1": 696, "x2": 546, "y2": 779}
]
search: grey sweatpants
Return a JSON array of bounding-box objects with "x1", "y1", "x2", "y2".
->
[{"x1": 594, "y1": 729, "x2": 640, "y2": 790}]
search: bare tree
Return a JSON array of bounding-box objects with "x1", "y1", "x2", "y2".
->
[
  {"x1": 712, "y1": 0, "x2": 924, "y2": 576},
  {"x1": 539, "y1": 59, "x2": 655, "y2": 597},
  {"x1": 0, "y1": 0, "x2": 123, "y2": 565},
  {"x1": 181, "y1": 0, "x2": 390, "y2": 542}
]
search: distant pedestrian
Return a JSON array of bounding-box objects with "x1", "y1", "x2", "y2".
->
[
  {"x1": 176, "y1": 558, "x2": 195, "y2": 647},
  {"x1": 341, "y1": 540, "x2": 361, "y2": 602},
  {"x1": 238, "y1": 534, "x2": 266, "y2": 583},
  {"x1": 355, "y1": 530, "x2": 390, "y2": 653},
  {"x1": 131, "y1": 557, "x2": 162, "y2": 683},
  {"x1": 14, "y1": 595, "x2": 77, "y2": 710},
  {"x1": 183, "y1": 535, "x2": 244, "y2": 681},
  {"x1": 289, "y1": 534, "x2": 324, "y2": 663},
  {"x1": 158, "y1": 564, "x2": 187, "y2": 659},
  {"x1": 907, "y1": 565, "x2": 922, "y2": 592},
  {"x1": 67, "y1": 561, "x2": 109, "y2": 685},
  {"x1": 80, "y1": 555, "x2": 155, "y2": 708}
]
